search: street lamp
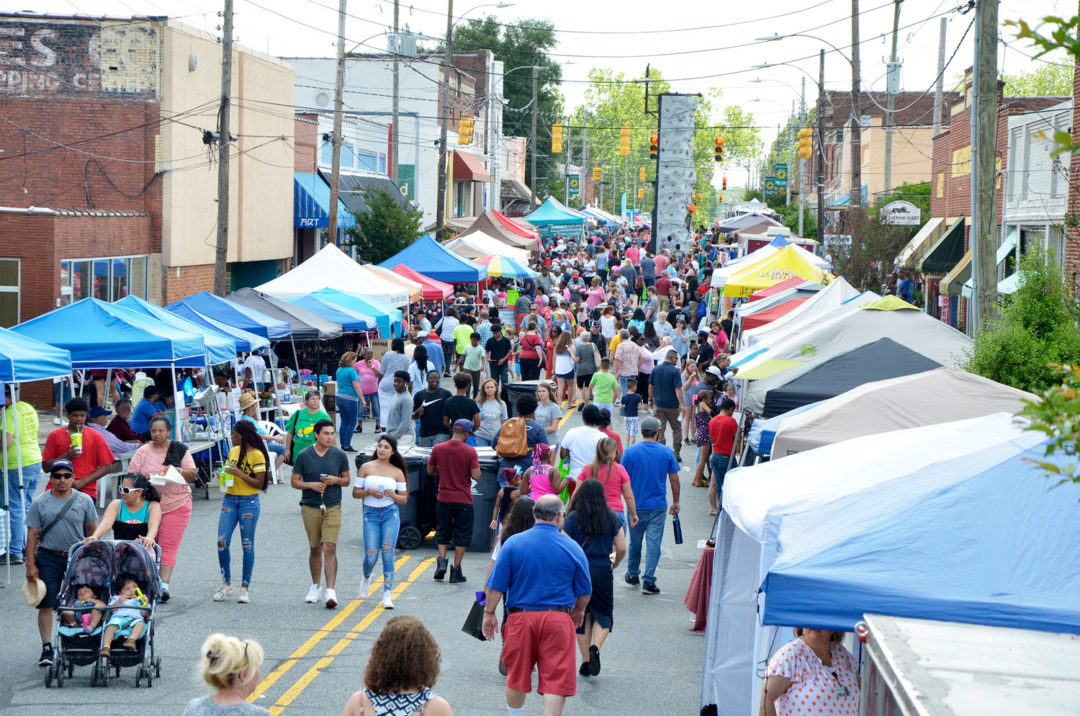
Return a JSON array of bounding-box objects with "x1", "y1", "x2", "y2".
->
[{"x1": 436, "y1": 1, "x2": 514, "y2": 231}]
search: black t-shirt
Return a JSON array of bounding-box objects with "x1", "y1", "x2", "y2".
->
[
  {"x1": 444, "y1": 395, "x2": 480, "y2": 425},
  {"x1": 414, "y1": 388, "x2": 452, "y2": 437},
  {"x1": 486, "y1": 336, "x2": 512, "y2": 364},
  {"x1": 720, "y1": 318, "x2": 733, "y2": 337},
  {"x1": 698, "y1": 341, "x2": 715, "y2": 365}
]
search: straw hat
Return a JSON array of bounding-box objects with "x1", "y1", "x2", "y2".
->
[
  {"x1": 238, "y1": 391, "x2": 259, "y2": 411},
  {"x1": 22, "y1": 578, "x2": 46, "y2": 607}
]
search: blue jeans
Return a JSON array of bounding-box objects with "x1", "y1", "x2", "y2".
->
[
  {"x1": 709, "y1": 453, "x2": 734, "y2": 505},
  {"x1": 626, "y1": 508, "x2": 666, "y2": 585},
  {"x1": 363, "y1": 504, "x2": 401, "y2": 590},
  {"x1": 217, "y1": 493, "x2": 261, "y2": 586},
  {"x1": 490, "y1": 364, "x2": 508, "y2": 387},
  {"x1": 361, "y1": 392, "x2": 380, "y2": 424},
  {"x1": 337, "y1": 396, "x2": 359, "y2": 449},
  {"x1": 5, "y1": 464, "x2": 40, "y2": 559},
  {"x1": 473, "y1": 436, "x2": 495, "y2": 448},
  {"x1": 618, "y1": 375, "x2": 633, "y2": 395}
]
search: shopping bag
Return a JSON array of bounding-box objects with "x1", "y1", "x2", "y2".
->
[{"x1": 461, "y1": 593, "x2": 488, "y2": 641}]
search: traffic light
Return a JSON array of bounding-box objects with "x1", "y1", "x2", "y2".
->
[
  {"x1": 639, "y1": 166, "x2": 646, "y2": 183},
  {"x1": 620, "y1": 125, "x2": 631, "y2": 157},
  {"x1": 637, "y1": 187, "x2": 644, "y2": 199},
  {"x1": 722, "y1": 176, "x2": 727, "y2": 191},
  {"x1": 551, "y1": 121, "x2": 563, "y2": 153},
  {"x1": 797, "y1": 127, "x2": 813, "y2": 158},
  {"x1": 593, "y1": 166, "x2": 602, "y2": 182},
  {"x1": 649, "y1": 134, "x2": 659, "y2": 160},
  {"x1": 718, "y1": 193, "x2": 723, "y2": 203},
  {"x1": 713, "y1": 135, "x2": 724, "y2": 162},
  {"x1": 458, "y1": 116, "x2": 474, "y2": 146}
]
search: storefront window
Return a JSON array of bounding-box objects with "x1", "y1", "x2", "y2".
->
[{"x1": 61, "y1": 254, "x2": 149, "y2": 303}]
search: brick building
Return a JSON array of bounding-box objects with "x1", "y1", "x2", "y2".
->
[{"x1": 1066, "y1": 4, "x2": 1080, "y2": 287}]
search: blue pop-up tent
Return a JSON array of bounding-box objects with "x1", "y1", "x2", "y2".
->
[
  {"x1": 164, "y1": 302, "x2": 268, "y2": 352},
  {"x1": 288, "y1": 296, "x2": 374, "y2": 332},
  {"x1": 377, "y1": 235, "x2": 485, "y2": 284},
  {"x1": 308, "y1": 288, "x2": 402, "y2": 338},
  {"x1": 0, "y1": 326, "x2": 72, "y2": 382},
  {"x1": 762, "y1": 439, "x2": 1080, "y2": 634},
  {"x1": 13, "y1": 298, "x2": 209, "y2": 369},
  {"x1": 522, "y1": 197, "x2": 586, "y2": 239},
  {"x1": 117, "y1": 295, "x2": 237, "y2": 365},
  {"x1": 168, "y1": 291, "x2": 291, "y2": 340}
]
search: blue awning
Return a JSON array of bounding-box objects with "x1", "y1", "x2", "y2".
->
[
  {"x1": 827, "y1": 185, "x2": 869, "y2": 207},
  {"x1": 295, "y1": 172, "x2": 356, "y2": 229}
]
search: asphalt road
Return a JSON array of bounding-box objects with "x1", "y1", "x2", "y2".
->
[{"x1": 0, "y1": 390, "x2": 713, "y2": 715}]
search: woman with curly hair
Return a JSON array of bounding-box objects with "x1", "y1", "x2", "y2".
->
[
  {"x1": 341, "y1": 616, "x2": 452, "y2": 716},
  {"x1": 563, "y1": 478, "x2": 626, "y2": 678}
]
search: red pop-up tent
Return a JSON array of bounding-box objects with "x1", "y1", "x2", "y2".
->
[
  {"x1": 747, "y1": 277, "x2": 810, "y2": 302},
  {"x1": 493, "y1": 209, "x2": 540, "y2": 239},
  {"x1": 389, "y1": 263, "x2": 454, "y2": 300},
  {"x1": 740, "y1": 296, "x2": 812, "y2": 331}
]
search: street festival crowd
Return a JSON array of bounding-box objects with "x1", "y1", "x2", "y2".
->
[{"x1": 4, "y1": 225, "x2": 861, "y2": 716}]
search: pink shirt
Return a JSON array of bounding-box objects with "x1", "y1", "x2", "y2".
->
[
  {"x1": 615, "y1": 341, "x2": 640, "y2": 377},
  {"x1": 586, "y1": 287, "x2": 606, "y2": 309},
  {"x1": 626, "y1": 246, "x2": 640, "y2": 265},
  {"x1": 576, "y1": 463, "x2": 630, "y2": 512},
  {"x1": 127, "y1": 442, "x2": 197, "y2": 514},
  {"x1": 637, "y1": 344, "x2": 655, "y2": 375},
  {"x1": 654, "y1": 254, "x2": 668, "y2": 273},
  {"x1": 355, "y1": 359, "x2": 381, "y2": 395},
  {"x1": 526, "y1": 464, "x2": 559, "y2": 500}
]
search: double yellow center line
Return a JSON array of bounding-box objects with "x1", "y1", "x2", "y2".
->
[{"x1": 249, "y1": 555, "x2": 436, "y2": 714}]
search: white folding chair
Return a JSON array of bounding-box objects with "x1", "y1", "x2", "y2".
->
[{"x1": 258, "y1": 420, "x2": 286, "y2": 484}]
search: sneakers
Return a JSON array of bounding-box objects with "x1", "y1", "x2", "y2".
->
[
  {"x1": 588, "y1": 645, "x2": 601, "y2": 676},
  {"x1": 0, "y1": 554, "x2": 23, "y2": 565},
  {"x1": 434, "y1": 557, "x2": 448, "y2": 581},
  {"x1": 358, "y1": 575, "x2": 371, "y2": 598},
  {"x1": 642, "y1": 582, "x2": 660, "y2": 595},
  {"x1": 38, "y1": 644, "x2": 54, "y2": 667},
  {"x1": 305, "y1": 584, "x2": 321, "y2": 603},
  {"x1": 159, "y1": 583, "x2": 171, "y2": 602},
  {"x1": 624, "y1": 574, "x2": 640, "y2": 587},
  {"x1": 381, "y1": 590, "x2": 394, "y2": 609},
  {"x1": 448, "y1": 566, "x2": 466, "y2": 583},
  {"x1": 324, "y1": 588, "x2": 338, "y2": 609},
  {"x1": 52, "y1": 417, "x2": 63, "y2": 426},
  {"x1": 237, "y1": 587, "x2": 250, "y2": 604},
  {"x1": 213, "y1": 583, "x2": 236, "y2": 602}
]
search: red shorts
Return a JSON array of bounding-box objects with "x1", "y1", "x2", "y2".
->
[{"x1": 501, "y1": 610, "x2": 577, "y2": 697}]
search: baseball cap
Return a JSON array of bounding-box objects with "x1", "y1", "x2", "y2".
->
[
  {"x1": 453, "y1": 419, "x2": 474, "y2": 433},
  {"x1": 640, "y1": 416, "x2": 661, "y2": 434},
  {"x1": 706, "y1": 366, "x2": 724, "y2": 378},
  {"x1": 50, "y1": 459, "x2": 75, "y2": 473},
  {"x1": 88, "y1": 406, "x2": 111, "y2": 418}
]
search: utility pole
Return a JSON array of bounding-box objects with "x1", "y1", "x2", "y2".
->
[
  {"x1": 786, "y1": 101, "x2": 794, "y2": 208},
  {"x1": 529, "y1": 66, "x2": 538, "y2": 211},
  {"x1": 213, "y1": 0, "x2": 234, "y2": 296},
  {"x1": 798, "y1": 76, "x2": 807, "y2": 237},
  {"x1": 850, "y1": 0, "x2": 863, "y2": 211},
  {"x1": 391, "y1": 0, "x2": 400, "y2": 186},
  {"x1": 582, "y1": 112, "x2": 589, "y2": 206},
  {"x1": 326, "y1": 0, "x2": 347, "y2": 247},
  {"x1": 435, "y1": 0, "x2": 454, "y2": 232},
  {"x1": 932, "y1": 17, "x2": 947, "y2": 136},
  {"x1": 883, "y1": 0, "x2": 903, "y2": 197},
  {"x1": 970, "y1": 0, "x2": 999, "y2": 331},
  {"x1": 563, "y1": 122, "x2": 571, "y2": 205},
  {"x1": 816, "y1": 49, "x2": 826, "y2": 248}
]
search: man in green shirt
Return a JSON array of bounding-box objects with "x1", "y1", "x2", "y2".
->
[
  {"x1": 285, "y1": 389, "x2": 332, "y2": 461},
  {"x1": 452, "y1": 317, "x2": 475, "y2": 361},
  {"x1": 457, "y1": 332, "x2": 487, "y2": 399},
  {"x1": 586, "y1": 357, "x2": 619, "y2": 418},
  {"x1": 3, "y1": 385, "x2": 41, "y2": 565}
]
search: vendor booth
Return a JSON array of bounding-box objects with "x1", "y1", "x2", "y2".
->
[
  {"x1": 377, "y1": 235, "x2": 486, "y2": 285},
  {"x1": 443, "y1": 231, "x2": 531, "y2": 264},
  {"x1": 258, "y1": 244, "x2": 411, "y2": 307},
  {"x1": 473, "y1": 254, "x2": 535, "y2": 279},
  {"x1": 721, "y1": 246, "x2": 832, "y2": 298},
  {"x1": 164, "y1": 302, "x2": 268, "y2": 353},
  {"x1": 492, "y1": 210, "x2": 540, "y2": 240},
  {"x1": 522, "y1": 197, "x2": 586, "y2": 239},
  {"x1": 457, "y1": 211, "x2": 539, "y2": 250},
  {"x1": 168, "y1": 291, "x2": 291, "y2": 341},
  {"x1": 737, "y1": 277, "x2": 860, "y2": 350},
  {"x1": 116, "y1": 295, "x2": 238, "y2": 365},
  {"x1": 307, "y1": 288, "x2": 402, "y2": 339},
  {"x1": 288, "y1": 295, "x2": 375, "y2": 332},
  {"x1": 225, "y1": 288, "x2": 343, "y2": 341},
  {"x1": 388, "y1": 264, "x2": 454, "y2": 301}
]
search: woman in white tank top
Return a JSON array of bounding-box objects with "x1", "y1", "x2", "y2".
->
[{"x1": 352, "y1": 436, "x2": 409, "y2": 609}]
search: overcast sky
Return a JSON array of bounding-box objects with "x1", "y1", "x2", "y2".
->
[{"x1": 27, "y1": 0, "x2": 1075, "y2": 187}]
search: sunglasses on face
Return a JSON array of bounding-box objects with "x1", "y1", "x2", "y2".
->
[
  {"x1": 52, "y1": 472, "x2": 74, "y2": 479},
  {"x1": 119, "y1": 486, "x2": 143, "y2": 495}
]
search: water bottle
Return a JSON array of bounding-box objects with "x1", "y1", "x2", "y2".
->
[
  {"x1": 218, "y1": 463, "x2": 232, "y2": 493},
  {"x1": 672, "y1": 515, "x2": 684, "y2": 545}
]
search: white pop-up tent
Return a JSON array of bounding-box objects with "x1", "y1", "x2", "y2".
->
[
  {"x1": 769, "y1": 367, "x2": 1036, "y2": 457},
  {"x1": 256, "y1": 244, "x2": 410, "y2": 307},
  {"x1": 737, "y1": 277, "x2": 861, "y2": 350},
  {"x1": 443, "y1": 231, "x2": 531, "y2": 264},
  {"x1": 701, "y1": 413, "x2": 1045, "y2": 715}
]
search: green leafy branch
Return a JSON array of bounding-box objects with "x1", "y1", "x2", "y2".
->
[
  {"x1": 1004, "y1": 16, "x2": 1078, "y2": 156},
  {"x1": 1018, "y1": 363, "x2": 1080, "y2": 487}
]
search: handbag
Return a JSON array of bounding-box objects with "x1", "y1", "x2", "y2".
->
[{"x1": 461, "y1": 592, "x2": 488, "y2": 641}]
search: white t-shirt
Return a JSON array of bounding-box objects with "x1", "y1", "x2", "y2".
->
[
  {"x1": 561, "y1": 425, "x2": 606, "y2": 477},
  {"x1": 353, "y1": 472, "x2": 407, "y2": 508}
]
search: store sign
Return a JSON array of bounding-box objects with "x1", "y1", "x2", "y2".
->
[{"x1": 881, "y1": 200, "x2": 921, "y2": 226}]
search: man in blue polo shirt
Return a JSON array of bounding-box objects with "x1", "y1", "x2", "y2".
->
[{"x1": 484, "y1": 495, "x2": 591, "y2": 716}]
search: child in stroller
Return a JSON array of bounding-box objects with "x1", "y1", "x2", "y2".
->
[
  {"x1": 61, "y1": 585, "x2": 106, "y2": 634},
  {"x1": 98, "y1": 576, "x2": 149, "y2": 658}
]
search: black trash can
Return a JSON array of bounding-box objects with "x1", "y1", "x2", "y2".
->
[
  {"x1": 501, "y1": 380, "x2": 543, "y2": 418},
  {"x1": 470, "y1": 446, "x2": 502, "y2": 553},
  {"x1": 354, "y1": 450, "x2": 426, "y2": 550}
]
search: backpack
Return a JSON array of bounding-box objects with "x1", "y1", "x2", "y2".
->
[{"x1": 496, "y1": 417, "x2": 530, "y2": 458}]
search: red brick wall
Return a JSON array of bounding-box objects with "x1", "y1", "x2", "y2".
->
[
  {"x1": 163, "y1": 263, "x2": 215, "y2": 304},
  {"x1": 294, "y1": 114, "x2": 318, "y2": 173}
]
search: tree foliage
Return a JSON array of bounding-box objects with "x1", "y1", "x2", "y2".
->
[
  {"x1": 829, "y1": 206, "x2": 914, "y2": 292},
  {"x1": 344, "y1": 189, "x2": 424, "y2": 264},
  {"x1": 1002, "y1": 63, "x2": 1073, "y2": 97},
  {"x1": 1005, "y1": 16, "x2": 1079, "y2": 155},
  {"x1": 963, "y1": 248, "x2": 1080, "y2": 393},
  {"x1": 1018, "y1": 363, "x2": 1080, "y2": 487},
  {"x1": 449, "y1": 17, "x2": 563, "y2": 197}
]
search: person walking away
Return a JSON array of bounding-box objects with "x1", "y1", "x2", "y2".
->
[
  {"x1": 290, "y1": 419, "x2": 351, "y2": 608},
  {"x1": 184, "y1": 633, "x2": 270, "y2": 715},
  {"x1": 613, "y1": 330, "x2": 639, "y2": 398},
  {"x1": 562, "y1": 478, "x2": 626, "y2": 678},
  {"x1": 475, "y1": 379, "x2": 508, "y2": 448},
  {"x1": 3, "y1": 384, "x2": 41, "y2": 566},
  {"x1": 335, "y1": 351, "x2": 363, "y2": 452},
  {"x1": 354, "y1": 348, "x2": 383, "y2": 432},
  {"x1": 495, "y1": 395, "x2": 551, "y2": 478},
  {"x1": 576, "y1": 437, "x2": 636, "y2": 531},
  {"x1": 517, "y1": 322, "x2": 545, "y2": 382},
  {"x1": 383, "y1": 372, "x2": 415, "y2": 446},
  {"x1": 123, "y1": 414, "x2": 197, "y2": 601},
  {"x1": 422, "y1": 331, "x2": 446, "y2": 378},
  {"x1": 428, "y1": 420, "x2": 479, "y2": 583},
  {"x1": 517, "y1": 443, "x2": 565, "y2": 501},
  {"x1": 485, "y1": 323, "x2": 513, "y2": 388},
  {"x1": 552, "y1": 331, "x2": 578, "y2": 406},
  {"x1": 559, "y1": 404, "x2": 606, "y2": 479},
  {"x1": 586, "y1": 358, "x2": 619, "y2": 417},
  {"x1": 458, "y1": 333, "x2": 487, "y2": 399},
  {"x1": 648, "y1": 350, "x2": 684, "y2": 462},
  {"x1": 634, "y1": 335, "x2": 654, "y2": 402},
  {"x1": 572, "y1": 329, "x2": 600, "y2": 409},
  {"x1": 353, "y1": 435, "x2": 409, "y2": 609},
  {"x1": 483, "y1": 495, "x2": 592, "y2": 716},
  {"x1": 619, "y1": 378, "x2": 643, "y2": 446},
  {"x1": 42, "y1": 397, "x2": 116, "y2": 505},
  {"x1": 413, "y1": 371, "x2": 452, "y2": 447},
  {"x1": 593, "y1": 409, "x2": 624, "y2": 463},
  {"x1": 442, "y1": 373, "x2": 481, "y2": 434},
  {"x1": 707, "y1": 397, "x2": 738, "y2": 516},
  {"x1": 435, "y1": 308, "x2": 460, "y2": 376},
  {"x1": 212, "y1": 421, "x2": 268, "y2": 604},
  {"x1": 341, "y1": 616, "x2": 453, "y2": 716},
  {"x1": 25, "y1": 459, "x2": 97, "y2": 667},
  {"x1": 620, "y1": 417, "x2": 680, "y2": 595},
  {"x1": 284, "y1": 390, "x2": 331, "y2": 464},
  {"x1": 377, "y1": 339, "x2": 411, "y2": 431}
]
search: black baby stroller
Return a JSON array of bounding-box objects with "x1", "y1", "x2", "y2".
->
[{"x1": 45, "y1": 540, "x2": 111, "y2": 688}]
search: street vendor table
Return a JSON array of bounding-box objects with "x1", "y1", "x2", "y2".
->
[{"x1": 684, "y1": 546, "x2": 715, "y2": 633}]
